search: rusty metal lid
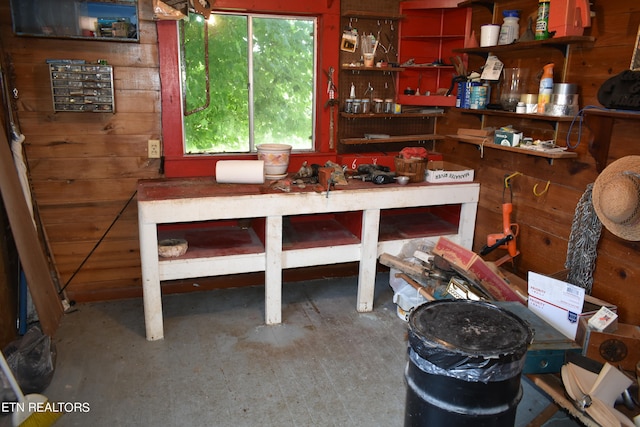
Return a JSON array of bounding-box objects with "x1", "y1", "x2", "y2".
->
[{"x1": 408, "y1": 299, "x2": 533, "y2": 366}]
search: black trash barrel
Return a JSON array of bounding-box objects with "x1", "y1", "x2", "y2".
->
[{"x1": 404, "y1": 300, "x2": 533, "y2": 427}]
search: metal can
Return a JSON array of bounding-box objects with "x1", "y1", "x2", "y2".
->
[
  {"x1": 457, "y1": 81, "x2": 479, "y2": 109},
  {"x1": 469, "y1": 84, "x2": 488, "y2": 109}
]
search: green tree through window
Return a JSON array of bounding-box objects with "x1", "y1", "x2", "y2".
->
[{"x1": 181, "y1": 13, "x2": 316, "y2": 154}]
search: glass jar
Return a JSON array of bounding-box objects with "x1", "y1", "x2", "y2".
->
[
  {"x1": 352, "y1": 99, "x2": 362, "y2": 114},
  {"x1": 384, "y1": 98, "x2": 394, "y2": 114},
  {"x1": 373, "y1": 98, "x2": 383, "y2": 113},
  {"x1": 500, "y1": 68, "x2": 529, "y2": 112},
  {"x1": 344, "y1": 98, "x2": 354, "y2": 114},
  {"x1": 361, "y1": 98, "x2": 370, "y2": 114}
]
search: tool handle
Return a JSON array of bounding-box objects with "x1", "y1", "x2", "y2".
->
[{"x1": 480, "y1": 234, "x2": 513, "y2": 255}]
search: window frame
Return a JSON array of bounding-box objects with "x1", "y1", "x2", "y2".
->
[
  {"x1": 157, "y1": 2, "x2": 340, "y2": 178},
  {"x1": 181, "y1": 12, "x2": 318, "y2": 155}
]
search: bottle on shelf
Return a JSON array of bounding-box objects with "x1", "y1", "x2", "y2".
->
[
  {"x1": 498, "y1": 10, "x2": 520, "y2": 45},
  {"x1": 345, "y1": 82, "x2": 356, "y2": 113},
  {"x1": 535, "y1": 0, "x2": 551, "y2": 40},
  {"x1": 537, "y1": 63, "x2": 554, "y2": 114}
]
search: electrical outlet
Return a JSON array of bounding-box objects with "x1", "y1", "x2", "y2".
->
[{"x1": 148, "y1": 139, "x2": 161, "y2": 158}]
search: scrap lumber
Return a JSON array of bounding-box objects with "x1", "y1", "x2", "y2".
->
[
  {"x1": 432, "y1": 237, "x2": 527, "y2": 304},
  {"x1": 0, "y1": 131, "x2": 63, "y2": 336},
  {"x1": 378, "y1": 252, "x2": 429, "y2": 279}
]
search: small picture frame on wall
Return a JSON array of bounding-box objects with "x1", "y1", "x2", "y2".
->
[{"x1": 631, "y1": 25, "x2": 640, "y2": 70}]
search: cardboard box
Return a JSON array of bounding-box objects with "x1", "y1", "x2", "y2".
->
[
  {"x1": 584, "y1": 323, "x2": 640, "y2": 371},
  {"x1": 497, "y1": 302, "x2": 582, "y2": 374},
  {"x1": 432, "y1": 237, "x2": 526, "y2": 303},
  {"x1": 574, "y1": 293, "x2": 618, "y2": 348},
  {"x1": 494, "y1": 129, "x2": 523, "y2": 147},
  {"x1": 425, "y1": 161, "x2": 474, "y2": 183}
]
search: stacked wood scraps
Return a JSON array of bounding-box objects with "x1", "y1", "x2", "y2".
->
[{"x1": 379, "y1": 237, "x2": 527, "y2": 305}]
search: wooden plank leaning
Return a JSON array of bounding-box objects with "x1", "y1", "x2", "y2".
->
[{"x1": 0, "y1": 130, "x2": 63, "y2": 336}]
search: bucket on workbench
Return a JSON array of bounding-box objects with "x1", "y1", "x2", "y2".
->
[
  {"x1": 394, "y1": 156, "x2": 427, "y2": 183},
  {"x1": 404, "y1": 299, "x2": 533, "y2": 427}
]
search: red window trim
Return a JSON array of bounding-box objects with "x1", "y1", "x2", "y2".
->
[{"x1": 157, "y1": 2, "x2": 341, "y2": 177}]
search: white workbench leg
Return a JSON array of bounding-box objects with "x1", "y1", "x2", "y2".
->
[
  {"x1": 265, "y1": 215, "x2": 283, "y2": 324},
  {"x1": 458, "y1": 201, "x2": 479, "y2": 249},
  {"x1": 139, "y1": 220, "x2": 164, "y2": 340},
  {"x1": 357, "y1": 209, "x2": 381, "y2": 312}
]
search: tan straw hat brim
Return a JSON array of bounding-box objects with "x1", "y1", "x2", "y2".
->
[{"x1": 592, "y1": 155, "x2": 640, "y2": 241}]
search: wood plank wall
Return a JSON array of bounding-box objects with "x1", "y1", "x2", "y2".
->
[
  {"x1": 0, "y1": 0, "x2": 638, "y2": 326},
  {"x1": 0, "y1": 0, "x2": 163, "y2": 302},
  {"x1": 437, "y1": 0, "x2": 640, "y2": 324}
]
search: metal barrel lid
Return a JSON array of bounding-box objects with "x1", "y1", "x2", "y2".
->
[{"x1": 408, "y1": 300, "x2": 534, "y2": 366}]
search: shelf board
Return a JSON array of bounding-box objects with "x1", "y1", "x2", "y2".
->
[
  {"x1": 457, "y1": 108, "x2": 580, "y2": 122},
  {"x1": 343, "y1": 10, "x2": 405, "y2": 20},
  {"x1": 582, "y1": 108, "x2": 640, "y2": 120},
  {"x1": 341, "y1": 134, "x2": 445, "y2": 145},
  {"x1": 396, "y1": 94, "x2": 457, "y2": 107},
  {"x1": 402, "y1": 65, "x2": 455, "y2": 70},
  {"x1": 341, "y1": 65, "x2": 405, "y2": 72},
  {"x1": 582, "y1": 108, "x2": 640, "y2": 172},
  {"x1": 402, "y1": 35, "x2": 465, "y2": 40},
  {"x1": 448, "y1": 134, "x2": 578, "y2": 161},
  {"x1": 453, "y1": 36, "x2": 596, "y2": 56},
  {"x1": 158, "y1": 226, "x2": 265, "y2": 260},
  {"x1": 340, "y1": 112, "x2": 445, "y2": 119},
  {"x1": 283, "y1": 217, "x2": 361, "y2": 250},
  {"x1": 379, "y1": 211, "x2": 458, "y2": 241},
  {"x1": 457, "y1": 0, "x2": 510, "y2": 7}
]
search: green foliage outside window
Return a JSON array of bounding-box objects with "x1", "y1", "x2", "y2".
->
[{"x1": 181, "y1": 13, "x2": 316, "y2": 154}]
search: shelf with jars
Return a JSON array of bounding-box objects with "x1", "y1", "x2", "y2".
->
[
  {"x1": 447, "y1": 133, "x2": 578, "y2": 164},
  {"x1": 445, "y1": 0, "x2": 596, "y2": 158},
  {"x1": 340, "y1": 65, "x2": 405, "y2": 73},
  {"x1": 338, "y1": 9, "x2": 438, "y2": 153},
  {"x1": 451, "y1": 107, "x2": 581, "y2": 162},
  {"x1": 454, "y1": 36, "x2": 595, "y2": 58}
]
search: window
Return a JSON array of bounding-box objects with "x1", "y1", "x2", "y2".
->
[{"x1": 181, "y1": 12, "x2": 316, "y2": 154}]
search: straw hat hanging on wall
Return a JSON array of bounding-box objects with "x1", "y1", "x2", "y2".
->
[{"x1": 592, "y1": 156, "x2": 640, "y2": 241}]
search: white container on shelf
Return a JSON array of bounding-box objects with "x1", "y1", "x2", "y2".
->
[{"x1": 498, "y1": 10, "x2": 520, "y2": 45}]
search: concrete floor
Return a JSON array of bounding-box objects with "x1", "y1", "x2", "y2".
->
[{"x1": 4, "y1": 273, "x2": 583, "y2": 426}]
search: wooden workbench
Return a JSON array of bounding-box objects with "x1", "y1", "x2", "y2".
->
[{"x1": 137, "y1": 177, "x2": 480, "y2": 340}]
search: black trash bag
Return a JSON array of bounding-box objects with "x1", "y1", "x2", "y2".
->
[{"x1": 1, "y1": 326, "x2": 57, "y2": 398}]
